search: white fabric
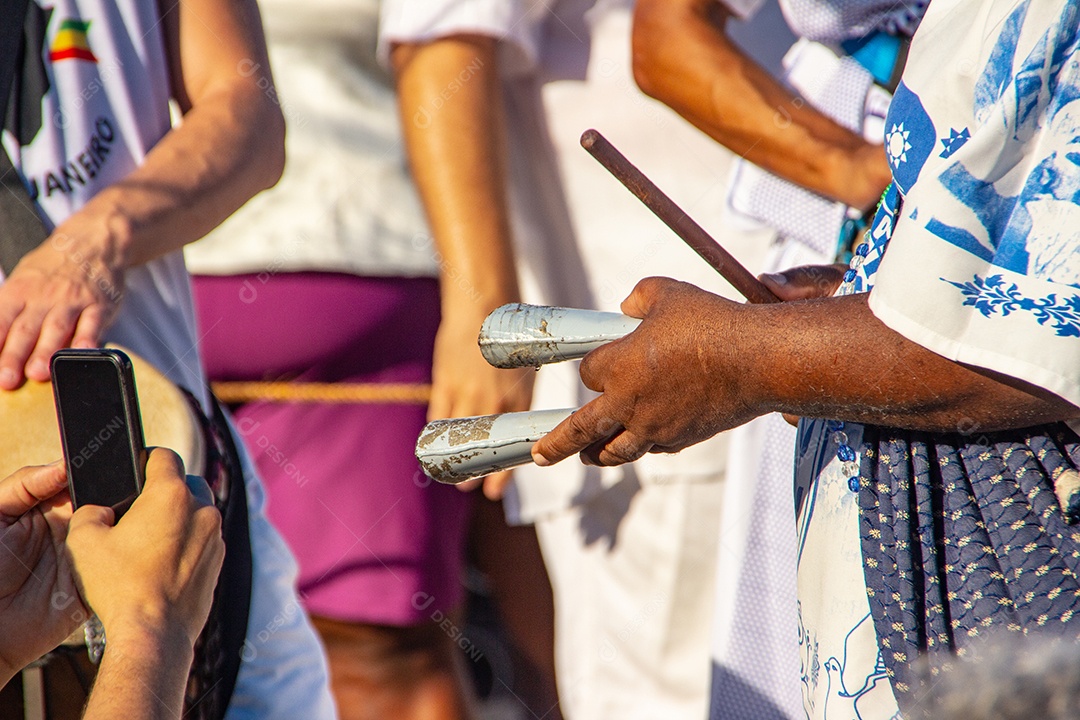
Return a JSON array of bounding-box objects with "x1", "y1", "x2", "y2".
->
[
  {"x1": 506, "y1": 4, "x2": 745, "y2": 523},
  {"x1": 377, "y1": 0, "x2": 547, "y2": 78},
  {"x1": 711, "y1": 2, "x2": 926, "y2": 717},
  {"x1": 793, "y1": 442, "x2": 900, "y2": 720},
  {"x1": 184, "y1": 0, "x2": 435, "y2": 279},
  {"x1": 4, "y1": 3, "x2": 335, "y2": 715},
  {"x1": 721, "y1": 0, "x2": 926, "y2": 41},
  {"x1": 535, "y1": 476, "x2": 724, "y2": 720},
  {"x1": 868, "y1": 0, "x2": 1080, "y2": 408},
  {"x1": 527, "y1": 9, "x2": 748, "y2": 719}
]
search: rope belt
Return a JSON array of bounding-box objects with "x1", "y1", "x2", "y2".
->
[{"x1": 211, "y1": 381, "x2": 432, "y2": 405}]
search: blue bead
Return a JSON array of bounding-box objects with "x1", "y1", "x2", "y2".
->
[
  {"x1": 837, "y1": 444, "x2": 856, "y2": 462},
  {"x1": 856, "y1": 242, "x2": 870, "y2": 257},
  {"x1": 826, "y1": 420, "x2": 844, "y2": 432},
  {"x1": 843, "y1": 269, "x2": 857, "y2": 282},
  {"x1": 848, "y1": 477, "x2": 860, "y2": 493}
]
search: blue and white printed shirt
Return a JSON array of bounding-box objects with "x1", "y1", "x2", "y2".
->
[{"x1": 855, "y1": 0, "x2": 1080, "y2": 412}]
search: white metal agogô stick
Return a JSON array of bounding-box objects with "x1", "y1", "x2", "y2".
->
[
  {"x1": 479, "y1": 303, "x2": 642, "y2": 369},
  {"x1": 415, "y1": 408, "x2": 576, "y2": 483}
]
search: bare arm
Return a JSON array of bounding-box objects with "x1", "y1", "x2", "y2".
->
[
  {"x1": 533, "y1": 276, "x2": 1079, "y2": 467},
  {"x1": 81, "y1": 627, "x2": 196, "y2": 720},
  {"x1": 631, "y1": 0, "x2": 891, "y2": 210},
  {"x1": 0, "y1": 0, "x2": 284, "y2": 388},
  {"x1": 392, "y1": 36, "x2": 532, "y2": 498}
]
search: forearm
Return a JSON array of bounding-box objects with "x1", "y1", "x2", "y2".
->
[
  {"x1": 65, "y1": 0, "x2": 285, "y2": 270},
  {"x1": 80, "y1": 82, "x2": 284, "y2": 269},
  {"x1": 392, "y1": 36, "x2": 520, "y2": 317},
  {"x1": 631, "y1": 0, "x2": 890, "y2": 209},
  {"x1": 734, "y1": 294, "x2": 1079, "y2": 432},
  {"x1": 83, "y1": 626, "x2": 194, "y2": 720}
]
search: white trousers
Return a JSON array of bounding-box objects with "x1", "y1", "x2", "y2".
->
[{"x1": 535, "y1": 475, "x2": 724, "y2": 720}]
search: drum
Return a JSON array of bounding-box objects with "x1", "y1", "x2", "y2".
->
[{"x1": 0, "y1": 344, "x2": 205, "y2": 478}]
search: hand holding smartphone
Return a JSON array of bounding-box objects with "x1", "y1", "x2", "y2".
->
[{"x1": 51, "y1": 348, "x2": 147, "y2": 518}]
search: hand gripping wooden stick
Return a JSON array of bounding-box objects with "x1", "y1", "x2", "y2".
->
[{"x1": 580, "y1": 128, "x2": 781, "y2": 305}]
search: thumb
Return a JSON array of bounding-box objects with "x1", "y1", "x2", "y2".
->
[
  {"x1": 620, "y1": 276, "x2": 678, "y2": 319},
  {"x1": 759, "y1": 264, "x2": 847, "y2": 301},
  {"x1": 68, "y1": 504, "x2": 116, "y2": 538}
]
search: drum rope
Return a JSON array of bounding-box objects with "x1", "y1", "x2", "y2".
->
[{"x1": 211, "y1": 381, "x2": 432, "y2": 404}]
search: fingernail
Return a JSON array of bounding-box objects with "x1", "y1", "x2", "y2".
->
[
  {"x1": 763, "y1": 273, "x2": 788, "y2": 285},
  {"x1": 532, "y1": 451, "x2": 551, "y2": 467}
]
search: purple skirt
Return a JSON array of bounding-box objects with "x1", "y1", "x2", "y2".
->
[{"x1": 193, "y1": 272, "x2": 471, "y2": 625}]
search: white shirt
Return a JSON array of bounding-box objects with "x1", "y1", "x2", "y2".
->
[
  {"x1": 184, "y1": 0, "x2": 436, "y2": 279},
  {"x1": 3, "y1": 0, "x2": 208, "y2": 408},
  {"x1": 867, "y1": 0, "x2": 1080, "y2": 411}
]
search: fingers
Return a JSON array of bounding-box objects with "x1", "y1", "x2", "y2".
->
[
  {"x1": 70, "y1": 304, "x2": 106, "y2": 350},
  {"x1": 426, "y1": 382, "x2": 453, "y2": 423},
  {"x1": 26, "y1": 306, "x2": 83, "y2": 381},
  {"x1": 759, "y1": 264, "x2": 847, "y2": 301},
  {"x1": 620, "y1": 276, "x2": 677, "y2": 319},
  {"x1": 69, "y1": 504, "x2": 116, "y2": 536},
  {"x1": 454, "y1": 477, "x2": 483, "y2": 493},
  {"x1": 133, "y1": 448, "x2": 194, "y2": 517},
  {"x1": 0, "y1": 304, "x2": 48, "y2": 388},
  {"x1": 481, "y1": 470, "x2": 512, "y2": 500},
  {"x1": 0, "y1": 301, "x2": 107, "y2": 387},
  {"x1": 533, "y1": 397, "x2": 620, "y2": 467},
  {"x1": 0, "y1": 461, "x2": 68, "y2": 520},
  {"x1": 145, "y1": 447, "x2": 186, "y2": 487},
  {"x1": 580, "y1": 429, "x2": 653, "y2": 467}
]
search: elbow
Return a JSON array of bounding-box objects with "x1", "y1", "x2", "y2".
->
[
  {"x1": 248, "y1": 98, "x2": 287, "y2": 194},
  {"x1": 257, "y1": 104, "x2": 286, "y2": 191}
]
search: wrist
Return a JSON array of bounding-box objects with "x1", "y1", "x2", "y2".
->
[
  {"x1": 846, "y1": 144, "x2": 892, "y2": 211},
  {"x1": 440, "y1": 284, "x2": 520, "y2": 321},
  {"x1": 101, "y1": 615, "x2": 195, "y2": 667},
  {"x1": 54, "y1": 188, "x2": 134, "y2": 270}
]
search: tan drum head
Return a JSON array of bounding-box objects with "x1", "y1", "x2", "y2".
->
[{"x1": 0, "y1": 344, "x2": 205, "y2": 480}]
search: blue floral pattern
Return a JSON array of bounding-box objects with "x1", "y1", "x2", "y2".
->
[{"x1": 943, "y1": 273, "x2": 1080, "y2": 337}]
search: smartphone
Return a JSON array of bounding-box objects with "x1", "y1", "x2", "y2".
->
[{"x1": 51, "y1": 348, "x2": 147, "y2": 517}]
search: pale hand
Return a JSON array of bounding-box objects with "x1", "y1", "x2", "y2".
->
[
  {"x1": 0, "y1": 223, "x2": 125, "y2": 389},
  {"x1": 66, "y1": 449, "x2": 224, "y2": 650},
  {"x1": 0, "y1": 462, "x2": 85, "y2": 683},
  {"x1": 429, "y1": 316, "x2": 534, "y2": 500}
]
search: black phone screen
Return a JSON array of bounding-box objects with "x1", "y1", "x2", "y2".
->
[{"x1": 54, "y1": 356, "x2": 142, "y2": 509}]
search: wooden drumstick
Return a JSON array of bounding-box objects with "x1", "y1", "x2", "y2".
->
[{"x1": 580, "y1": 129, "x2": 781, "y2": 305}]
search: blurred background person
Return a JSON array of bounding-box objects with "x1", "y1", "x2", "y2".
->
[
  {"x1": 380, "y1": 0, "x2": 789, "y2": 716},
  {"x1": 185, "y1": 0, "x2": 557, "y2": 717},
  {"x1": 0, "y1": 0, "x2": 334, "y2": 715}
]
